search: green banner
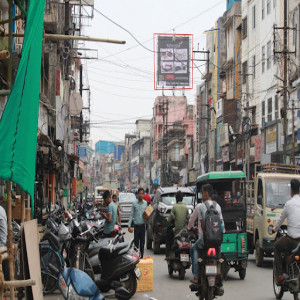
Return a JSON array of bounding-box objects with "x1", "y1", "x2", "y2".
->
[{"x1": 0, "y1": 0, "x2": 45, "y2": 215}]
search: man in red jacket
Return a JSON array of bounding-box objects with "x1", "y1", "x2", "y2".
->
[{"x1": 143, "y1": 188, "x2": 151, "y2": 205}]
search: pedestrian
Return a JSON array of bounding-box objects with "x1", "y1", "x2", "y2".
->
[
  {"x1": 128, "y1": 187, "x2": 148, "y2": 258},
  {"x1": 101, "y1": 190, "x2": 117, "y2": 237},
  {"x1": 112, "y1": 194, "x2": 121, "y2": 224},
  {"x1": 0, "y1": 205, "x2": 8, "y2": 280},
  {"x1": 143, "y1": 188, "x2": 151, "y2": 205}
]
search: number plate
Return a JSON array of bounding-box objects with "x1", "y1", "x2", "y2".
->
[
  {"x1": 135, "y1": 267, "x2": 141, "y2": 279},
  {"x1": 180, "y1": 254, "x2": 189, "y2": 262},
  {"x1": 205, "y1": 265, "x2": 217, "y2": 275}
]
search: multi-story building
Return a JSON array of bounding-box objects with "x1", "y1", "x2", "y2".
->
[
  {"x1": 152, "y1": 96, "x2": 194, "y2": 186},
  {"x1": 241, "y1": 0, "x2": 282, "y2": 175}
]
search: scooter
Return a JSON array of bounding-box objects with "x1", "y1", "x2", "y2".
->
[
  {"x1": 166, "y1": 229, "x2": 194, "y2": 280},
  {"x1": 273, "y1": 226, "x2": 300, "y2": 300},
  {"x1": 89, "y1": 234, "x2": 140, "y2": 298},
  {"x1": 190, "y1": 246, "x2": 224, "y2": 300},
  {"x1": 42, "y1": 230, "x2": 131, "y2": 300},
  {"x1": 58, "y1": 267, "x2": 130, "y2": 300}
]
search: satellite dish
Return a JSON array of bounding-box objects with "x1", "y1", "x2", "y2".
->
[{"x1": 69, "y1": 92, "x2": 83, "y2": 115}]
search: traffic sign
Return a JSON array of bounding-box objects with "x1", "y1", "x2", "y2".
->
[{"x1": 154, "y1": 179, "x2": 159, "y2": 185}]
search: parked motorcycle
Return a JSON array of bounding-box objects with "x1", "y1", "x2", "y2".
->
[
  {"x1": 89, "y1": 234, "x2": 140, "y2": 298},
  {"x1": 273, "y1": 226, "x2": 300, "y2": 300},
  {"x1": 190, "y1": 246, "x2": 224, "y2": 300},
  {"x1": 166, "y1": 229, "x2": 195, "y2": 280}
]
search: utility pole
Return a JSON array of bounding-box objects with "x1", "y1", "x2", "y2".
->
[
  {"x1": 79, "y1": 64, "x2": 83, "y2": 143},
  {"x1": 283, "y1": 0, "x2": 288, "y2": 163},
  {"x1": 292, "y1": 99, "x2": 295, "y2": 165},
  {"x1": 273, "y1": 0, "x2": 296, "y2": 164},
  {"x1": 193, "y1": 50, "x2": 210, "y2": 172}
]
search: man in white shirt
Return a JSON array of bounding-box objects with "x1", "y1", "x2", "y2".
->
[
  {"x1": 187, "y1": 183, "x2": 223, "y2": 284},
  {"x1": 274, "y1": 179, "x2": 300, "y2": 285}
]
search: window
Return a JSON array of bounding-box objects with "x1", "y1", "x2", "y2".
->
[
  {"x1": 267, "y1": 41, "x2": 271, "y2": 69},
  {"x1": 242, "y1": 61, "x2": 248, "y2": 84},
  {"x1": 275, "y1": 95, "x2": 279, "y2": 119},
  {"x1": 267, "y1": 0, "x2": 271, "y2": 15},
  {"x1": 262, "y1": 46, "x2": 265, "y2": 73},
  {"x1": 252, "y1": 5, "x2": 256, "y2": 29},
  {"x1": 262, "y1": 101, "x2": 265, "y2": 126},
  {"x1": 293, "y1": 11, "x2": 298, "y2": 46},
  {"x1": 267, "y1": 97, "x2": 272, "y2": 122},
  {"x1": 242, "y1": 17, "x2": 248, "y2": 39},
  {"x1": 252, "y1": 55, "x2": 256, "y2": 78},
  {"x1": 262, "y1": 0, "x2": 265, "y2": 20}
]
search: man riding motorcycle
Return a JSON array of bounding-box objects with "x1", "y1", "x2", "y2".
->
[
  {"x1": 187, "y1": 183, "x2": 224, "y2": 285},
  {"x1": 273, "y1": 179, "x2": 300, "y2": 285},
  {"x1": 165, "y1": 191, "x2": 189, "y2": 258}
]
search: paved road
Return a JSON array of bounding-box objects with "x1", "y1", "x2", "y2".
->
[{"x1": 45, "y1": 232, "x2": 291, "y2": 300}]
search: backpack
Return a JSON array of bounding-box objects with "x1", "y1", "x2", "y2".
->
[{"x1": 203, "y1": 201, "x2": 223, "y2": 248}]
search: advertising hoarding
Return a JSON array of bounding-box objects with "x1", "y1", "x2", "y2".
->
[{"x1": 154, "y1": 34, "x2": 193, "y2": 90}]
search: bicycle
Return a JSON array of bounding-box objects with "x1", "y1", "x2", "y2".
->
[{"x1": 39, "y1": 231, "x2": 64, "y2": 294}]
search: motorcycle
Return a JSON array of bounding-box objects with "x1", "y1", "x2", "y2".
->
[
  {"x1": 89, "y1": 234, "x2": 140, "y2": 298},
  {"x1": 190, "y1": 246, "x2": 224, "y2": 300},
  {"x1": 166, "y1": 229, "x2": 195, "y2": 280},
  {"x1": 273, "y1": 226, "x2": 300, "y2": 300}
]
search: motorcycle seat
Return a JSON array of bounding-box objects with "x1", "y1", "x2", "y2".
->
[
  {"x1": 98, "y1": 242, "x2": 129, "y2": 259},
  {"x1": 88, "y1": 239, "x2": 112, "y2": 257}
]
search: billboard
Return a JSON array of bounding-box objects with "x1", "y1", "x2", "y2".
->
[{"x1": 154, "y1": 34, "x2": 193, "y2": 90}]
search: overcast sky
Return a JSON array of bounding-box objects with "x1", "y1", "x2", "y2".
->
[{"x1": 82, "y1": 0, "x2": 226, "y2": 145}]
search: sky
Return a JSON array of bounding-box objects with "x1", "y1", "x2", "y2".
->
[{"x1": 81, "y1": 0, "x2": 227, "y2": 145}]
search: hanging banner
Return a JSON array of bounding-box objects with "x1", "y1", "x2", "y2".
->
[{"x1": 154, "y1": 33, "x2": 193, "y2": 90}]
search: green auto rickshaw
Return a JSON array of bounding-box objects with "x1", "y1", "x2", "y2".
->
[{"x1": 196, "y1": 171, "x2": 248, "y2": 280}]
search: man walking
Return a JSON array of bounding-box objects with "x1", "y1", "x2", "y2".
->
[
  {"x1": 128, "y1": 187, "x2": 148, "y2": 258},
  {"x1": 101, "y1": 190, "x2": 117, "y2": 237}
]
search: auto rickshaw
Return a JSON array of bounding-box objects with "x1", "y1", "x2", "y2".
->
[{"x1": 196, "y1": 171, "x2": 248, "y2": 280}]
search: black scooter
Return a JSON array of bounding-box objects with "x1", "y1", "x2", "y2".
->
[
  {"x1": 166, "y1": 229, "x2": 195, "y2": 280},
  {"x1": 89, "y1": 235, "x2": 140, "y2": 298}
]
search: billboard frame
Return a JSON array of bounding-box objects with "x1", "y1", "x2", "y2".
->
[{"x1": 153, "y1": 33, "x2": 193, "y2": 91}]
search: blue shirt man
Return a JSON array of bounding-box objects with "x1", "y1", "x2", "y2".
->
[
  {"x1": 101, "y1": 191, "x2": 117, "y2": 235},
  {"x1": 128, "y1": 188, "x2": 147, "y2": 258}
]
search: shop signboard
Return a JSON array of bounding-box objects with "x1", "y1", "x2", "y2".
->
[
  {"x1": 222, "y1": 146, "x2": 229, "y2": 162},
  {"x1": 78, "y1": 146, "x2": 87, "y2": 158},
  {"x1": 236, "y1": 142, "x2": 243, "y2": 165},
  {"x1": 219, "y1": 124, "x2": 229, "y2": 147},
  {"x1": 266, "y1": 125, "x2": 277, "y2": 154},
  {"x1": 250, "y1": 135, "x2": 261, "y2": 162},
  {"x1": 154, "y1": 34, "x2": 193, "y2": 90},
  {"x1": 78, "y1": 159, "x2": 84, "y2": 169},
  {"x1": 76, "y1": 180, "x2": 84, "y2": 193}
]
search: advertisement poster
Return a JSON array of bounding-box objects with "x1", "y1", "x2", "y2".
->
[{"x1": 154, "y1": 34, "x2": 193, "y2": 90}]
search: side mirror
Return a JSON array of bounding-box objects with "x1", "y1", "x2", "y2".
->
[{"x1": 257, "y1": 195, "x2": 263, "y2": 206}]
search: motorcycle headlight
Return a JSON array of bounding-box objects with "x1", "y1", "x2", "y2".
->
[
  {"x1": 68, "y1": 284, "x2": 90, "y2": 300},
  {"x1": 268, "y1": 225, "x2": 274, "y2": 235},
  {"x1": 188, "y1": 208, "x2": 193, "y2": 215}
]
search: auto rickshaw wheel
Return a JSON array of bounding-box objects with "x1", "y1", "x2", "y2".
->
[
  {"x1": 255, "y1": 240, "x2": 264, "y2": 267},
  {"x1": 239, "y1": 267, "x2": 246, "y2": 280}
]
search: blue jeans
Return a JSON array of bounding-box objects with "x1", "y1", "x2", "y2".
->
[{"x1": 191, "y1": 238, "x2": 203, "y2": 279}]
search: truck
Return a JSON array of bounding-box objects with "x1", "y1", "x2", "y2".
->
[{"x1": 246, "y1": 163, "x2": 300, "y2": 267}]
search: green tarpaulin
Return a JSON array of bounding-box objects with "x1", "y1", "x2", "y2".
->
[{"x1": 0, "y1": 0, "x2": 45, "y2": 214}]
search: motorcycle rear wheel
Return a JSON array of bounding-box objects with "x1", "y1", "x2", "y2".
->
[
  {"x1": 123, "y1": 270, "x2": 137, "y2": 297},
  {"x1": 206, "y1": 286, "x2": 214, "y2": 300},
  {"x1": 294, "y1": 293, "x2": 299, "y2": 300},
  {"x1": 168, "y1": 264, "x2": 173, "y2": 276},
  {"x1": 179, "y1": 267, "x2": 185, "y2": 280},
  {"x1": 273, "y1": 265, "x2": 284, "y2": 299}
]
